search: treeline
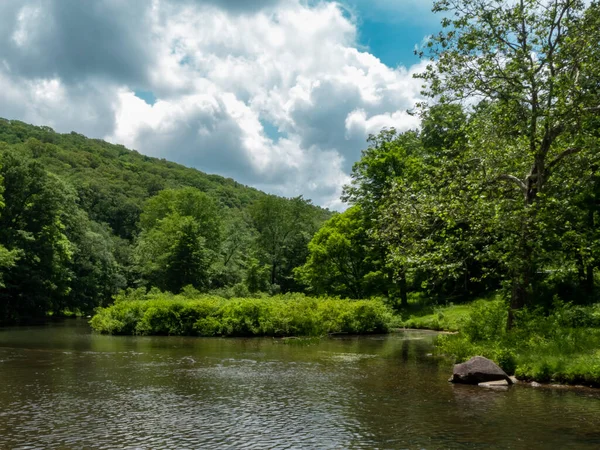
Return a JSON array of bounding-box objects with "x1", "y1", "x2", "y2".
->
[
  {"x1": 297, "y1": 0, "x2": 600, "y2": 319},
  {"x1": 0, "y1": 120, "x2": 329, "y2": 323}
]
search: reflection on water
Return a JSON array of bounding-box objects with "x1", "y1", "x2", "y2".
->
[{"x1": 1, "y1": 320, "x2": 599, "y2": 449}]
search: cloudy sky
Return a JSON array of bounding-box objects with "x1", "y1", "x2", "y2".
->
[{"x1": 0, "y1": 0, "x2": 439, "y2": 209}]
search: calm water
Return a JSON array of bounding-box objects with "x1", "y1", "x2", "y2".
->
[{"x1": 1, "y1": 320, "x2": 600, "y2": 449}]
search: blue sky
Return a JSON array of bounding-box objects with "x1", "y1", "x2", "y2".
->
[
  {"x1": 0, "y1": 0, "x2": 440, "y2": 210},
  {"x1": 347, "y1": 0, "x2": 438, "y2": 67}
]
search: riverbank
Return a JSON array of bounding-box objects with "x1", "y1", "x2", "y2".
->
[
  {"x1": 417, "y1": 297, "x2": 600, "y2": 386},
  {"x1": 90, "y1": 290, "x2": 600, "y2": 386},
  {"x1": 90, "y1": 291, "x2": 394, "y2": 337}
]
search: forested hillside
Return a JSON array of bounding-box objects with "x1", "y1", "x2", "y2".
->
[{"x1": 0, "y1": 119, "x2": 330, "y2": 322}]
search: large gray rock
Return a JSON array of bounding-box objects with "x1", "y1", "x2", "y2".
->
[{"x1": 450, "y1": 356, "x2": 512, "y2": 385}]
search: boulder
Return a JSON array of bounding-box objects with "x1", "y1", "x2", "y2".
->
[{"x1": 450, "y1": 356, "x2": 513, "y2": 385}]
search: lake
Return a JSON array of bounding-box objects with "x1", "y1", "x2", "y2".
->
[{"x1": 1, "y1": 320, "x2": 599, "y2": 449}]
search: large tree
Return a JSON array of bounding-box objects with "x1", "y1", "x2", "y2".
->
[
  {"x1": 249, "y1": 195, "x2": 323, "y2": 291},
  {"x1": 296, "y1": 206, "x2": 377, "y2": 299},
  {"x1": 0, "y1": 152, "x2": 75, "y2": 321},
  {"x1": 134, "y1": 188, "x2": 222, "y2": 292},
  {"x1": 418, "y1": 0, "x2": 600, "y2": 322}
]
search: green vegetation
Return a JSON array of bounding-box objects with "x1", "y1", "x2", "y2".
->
[
  {"x1": 90, "y1": 290, "x2": 393, "y2": 337},
  {"x1": 0, "y1": 120, "x2": 329, "y2": 323},
  {"x1": 436, "y1": 299, "x2": 600, "y2": 385},
  {"x1": 299, "y1": 1, "x2": 600, "y2": 344},
  {"x1": 400, "y1": 303, "x2": 473, "y2": 332}
]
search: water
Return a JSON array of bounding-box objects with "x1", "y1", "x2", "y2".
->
[{"x1": 1, "y1": 320, "x2": 599, "y2": 449}]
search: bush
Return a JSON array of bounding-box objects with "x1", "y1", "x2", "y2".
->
[
  {"x1": 461, "y1": 299, "x2": 507, "y2": 342},
  {"x1": 90, "y1": 291, "x2": 393, "y2": 337}
]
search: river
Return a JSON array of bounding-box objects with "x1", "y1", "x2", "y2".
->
[{"x1": 1, "y1": 319, "x2": 599, "y2": 449}]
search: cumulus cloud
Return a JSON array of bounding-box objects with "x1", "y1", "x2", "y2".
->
[{"x1": 0, "y1": 0, "x2": 426, "y2": 209}]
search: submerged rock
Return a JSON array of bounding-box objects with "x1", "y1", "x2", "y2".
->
[
  {"x1": 450, "y1": 356, "x2": 513, "y2": 385},
  {"x1": 479, "y1": 379, "x2": 509, "y2": 388}
]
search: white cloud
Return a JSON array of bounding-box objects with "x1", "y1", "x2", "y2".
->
[{"x1": 0, "y1": 0, "x2": 426, "y2": 210}]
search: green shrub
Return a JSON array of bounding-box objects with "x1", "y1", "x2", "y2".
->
[
  {"x1": 90, "y1": 291, "x2": 393, "y2": 337},
  {"x1": 461, "y1": 299, "x2": 507, "y2": 342}
]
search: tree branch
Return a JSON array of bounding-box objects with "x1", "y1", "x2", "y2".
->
[
  {"x1": 547, "y1": 147, "x2": 581, "y2": 171},
  {"x1": 495, "y1": 174, "x2": 527, "y2": 192}
]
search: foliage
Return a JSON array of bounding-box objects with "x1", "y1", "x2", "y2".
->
[
  {"x1": 296, "y1": 206, "x2": 387, "y2": 299},
  {"x1": 417, "y1": 0, "x2": 600, "y2": 318},
  {"x1": 0, "y1": 153, "x2": 75, "y2": 320},
  {"x1": 134, "y1": 188, "x2": 222, "y2": 293},
  {"x1": 250, "y1": 195, "x2": 326, "y2": 292},
  {"x1": 0, "y1": 163, "x2": 18, "y2": 287},
  {"x1": 90, "y1": 291, "x2": 394, "y2": 337},
  {"x1": 436, "y1": 299, "x2": 600, "y2": 384},
  {"x1": 0, "y1": 120, "x2": 330, "y2": 322}
]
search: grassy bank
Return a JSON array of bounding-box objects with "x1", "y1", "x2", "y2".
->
[
  {"x1": 399, "y1": 302, "x2": 472, "y2": 331},
  {"x1": 434, "y1": 298, "x2": 600, "y2": 385},
  {"x1": 90, "y1": 291, "x2": 394, "y2": 337}
]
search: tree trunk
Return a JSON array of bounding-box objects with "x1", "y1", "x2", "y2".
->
[
  {"x1": 585, "y1": 265, "x2": 595, "y2": 297},
  {"x1": 508, "y1": 171, "x2": 538, "y2": 329},
  {"x1": 398, "y1": 268, "x2": 408, "y2": 307},
  {"x1": 271, "y1": 261, "x2": 277, "y2": 286}
]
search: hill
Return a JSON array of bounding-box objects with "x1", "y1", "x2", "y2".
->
[
  {"x1": 0, "y1": 118, "x2": 331, "y2": 322},
  {"x1": 0, "y1": 119, "x2": 275, "y2": 239}
]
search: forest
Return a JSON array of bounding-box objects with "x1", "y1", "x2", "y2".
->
[
  {"x1": 0, "y1": 118, "x2": 332, "y2": 322},
  {"x1": 0, "y1": 0, "x2": 599, "y2": 383}
]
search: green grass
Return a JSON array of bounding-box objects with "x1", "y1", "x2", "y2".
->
[
  {"x1": 435, "y1": 299, "x2": 600, "y2": 385},
  {"x1": 90, "y1": 291, "x2": 394, "y2": 337},
  {"x1": 400, "y1": 303, "x2": 473, "y2": 331}
]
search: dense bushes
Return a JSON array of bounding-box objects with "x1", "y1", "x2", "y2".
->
[
  {"x1": 435, "y1": 299, "x2": 600, "y2": 384},
  {"x1": 90, "y1": 290, "x2": 393, "y2": 337}
]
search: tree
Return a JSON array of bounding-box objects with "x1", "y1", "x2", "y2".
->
[
  {"x1": 139, "y1": 187, "x2": 221, "y2": 250},
  {"x1": 296, "y1": 206, "x2": 381, "y2": 298},
  {"x1": 0, "y1": 160, "x2": 18, "y2": 288},
  {"x1": 134, "y1": 188, "x2": 222, "y2": 292},
  {"x1": 378, "y1": 115, "x2": 500, "y2": 303},
  {"x1": 66, "y1": 214, "x2": 126, "y2": 310},
  {"x1": 135, "y1": 213, "x2": 213, "y2": 292},
  {"x1": 210, "y1": 208, "x2": 254, "y2": 289},
  {"x1": 0, "y1": 152, "x2": 75, "y2": 321},
  {"x1": 418, "y1": 0, "x2": 600, "y2": 323},
  {"x1": 249, "y1": 195, "x2": 322, "y2": 291},
  {"x1": 342, "y1": 130, "x2": 424, "y2": 304}
]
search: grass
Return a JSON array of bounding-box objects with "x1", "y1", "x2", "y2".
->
[
  {"x1": 90, "y1": 290, "x2": 394, "y2": 337},
  {"x1": 435, "y1": 298, "x2": 600, "y2": 385},
  {"x1": 399, "y1": 303, "x2": 473, "y2": 331}
]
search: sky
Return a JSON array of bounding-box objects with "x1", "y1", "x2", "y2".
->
[{"x1": 0, "y1": 0, "x2": 440, "y2": 210}]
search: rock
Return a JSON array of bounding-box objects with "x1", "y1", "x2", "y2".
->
[
  {"x1": 509, "y1": 376, "x2": 519, "y2": 384},
  {"x1": 479, "y1": 379, "x2": 509, "y2": 388},
  {"x1": 531, "y1": 381, "x2": 542, "y2": 387},
  {"x1": 450, "y1": 356, "x2": 513, "y2": 385}
]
